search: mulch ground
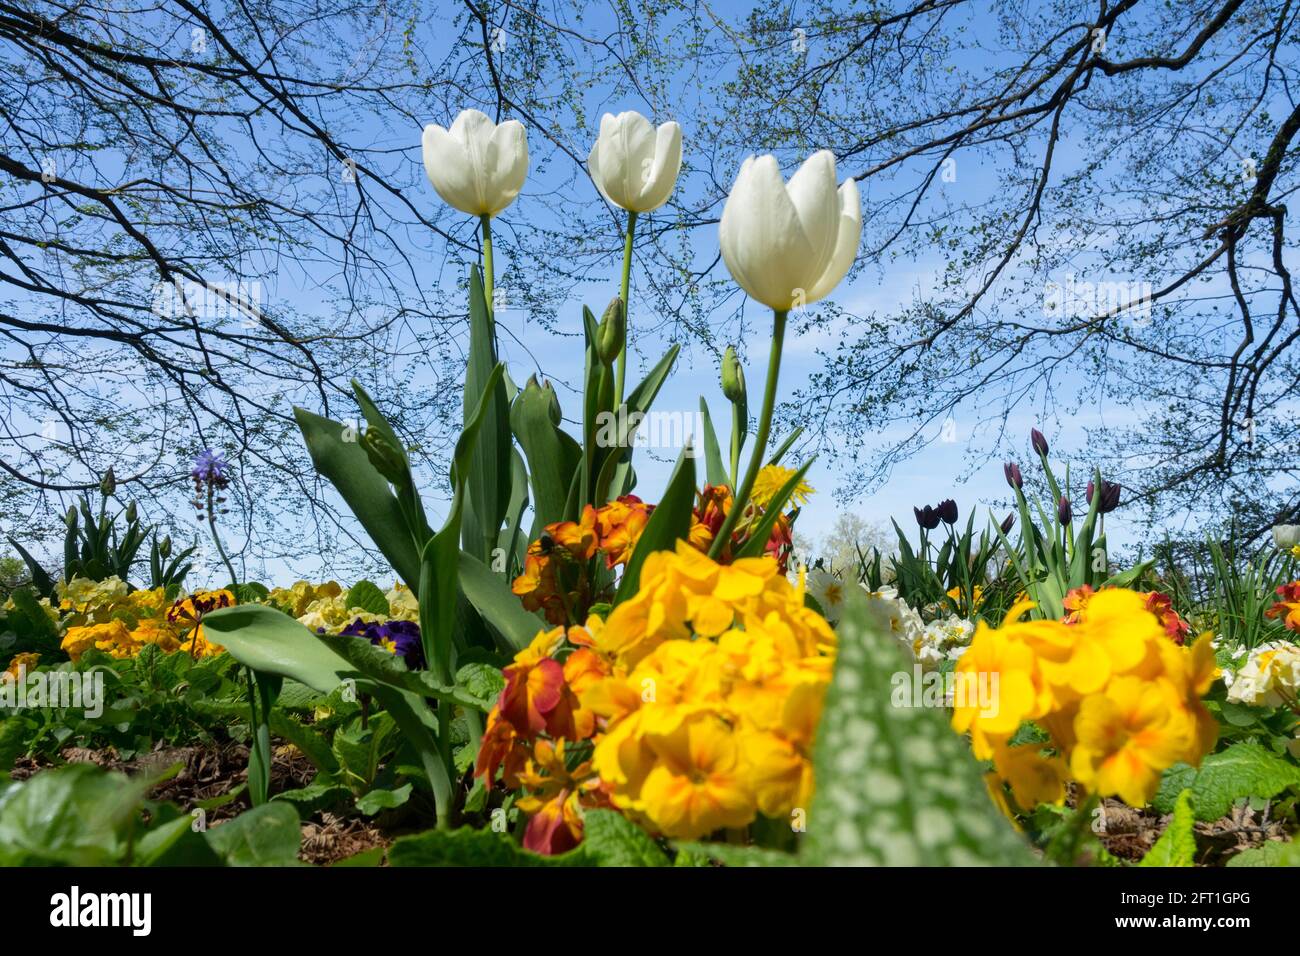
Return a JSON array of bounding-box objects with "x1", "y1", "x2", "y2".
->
[
  {"x1": 11, "y1": 742, "x2": 393, "y2": 865},
  {"x1": 1091, "y1": 796, "x2": 1291, "y2": 866}
]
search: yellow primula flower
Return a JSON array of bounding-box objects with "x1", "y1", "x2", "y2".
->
[
  {"x1": 584, "y1": 542, "x2": 834, "y2": 839},
  {"x1": 60, "y1": 619, "x2": 136, "y2": 661},
  {"x1": 633, "y1": 710, "x2": 757, "y2": 839},
  {"x1": 957, "y1": 589, "x2": 1218, "y2": 810}
]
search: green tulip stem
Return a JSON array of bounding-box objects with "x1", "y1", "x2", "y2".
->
[
  {"x1": 614, "y1": 210, "x2": 638, "y2": 405},
  {"x1": 709, "y1": 309, "x2": 787, "y2": 560},
  {"x1": 480, "y1": 214, "x2": 494, "y2": 318}
]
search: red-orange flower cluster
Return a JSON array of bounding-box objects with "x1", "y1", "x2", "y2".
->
[
  {"x1": 511, "y1": 496, "x2": 653, "y2": 625},
  {"x1": 1063, "y1": 584, "x2": 1191, "y2": 644},
  {"x1": 688, "y1": 483, "x2": 794, "y2": 572},
  {"x1": 475, "y1": 628, "x2": 612, "y2": 854},
  {"x1": 1266, "y1": 581, "x2": 1300, "y2": 634}
]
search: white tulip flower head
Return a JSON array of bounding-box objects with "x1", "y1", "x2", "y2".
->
[
  {"x1": 422, "y1": 108, "x2": 529, "y2": 218},
  {"x1": 719, "y1": 149, "x2": 861, "y2": 312}
]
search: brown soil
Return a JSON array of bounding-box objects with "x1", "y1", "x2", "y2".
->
[
  {"x1": 11, "y1": 741, "x2": 393, "y2": 865},
  {"x1": 1092, "y1": 796, "x2": 1292, "y2": 866}
]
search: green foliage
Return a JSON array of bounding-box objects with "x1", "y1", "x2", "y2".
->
[
  {"x1": 387, "y1": 826, "x2": 585, "y2": 867},
  {"x1": 1161, "y1": 743, "x2": 1300, "y2": 822},
  {"x1": 995, "y1": 457, "x2": 1153, "y2": 619},
  {"x1": 1226, "y1": 841, "x2": 1300, "y2": 867},
  {"x1": 0, "y1": 763, "x2": 301, "y2": 866},
  {"x1": 1139, "y1": 789, "x2": 1197, "y2": 867},
  {"x1": 581, "y1": 809, "x2": 669, "y2": 866},
  {"x1": 346, "y1": 580, "x2": 391, "y2": 616}
]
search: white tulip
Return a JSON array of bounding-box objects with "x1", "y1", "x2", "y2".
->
[
  {"x1": 1273, "y1": 524, "x2": 1300, "y2": 549},
  {"x1": 719, "y1": 150, "x2": 861, "y2": 312},
  {"x1": 421, "y1": 109, "x2": 528, "y2": 218},
  {"x1": 587, "y1": 111, "x2": 682, "y2": 213}
]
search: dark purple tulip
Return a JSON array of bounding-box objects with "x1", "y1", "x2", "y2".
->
[
  {"x1": 1031, "y1": 428, "x2": 1049, "y2": 456},
  {"x1": 936, "y1": 499, "x2": 959, "y2": 525},
  {"x1": 1087, "y1": 479, "x2": 1121, "y2": 514},
  {"x1": 914, "y1": 505, "x2": 941, "y2": 530},
  {"x1": 1057, "y1": 495, "x2": 1073, "y2": 524},
  {"x1": 1000, "y1": 513, "x2": 1016, "y2": 534},
  {"x1": 1004, "y1": 462, "x2": 1023, "y2": 489}
]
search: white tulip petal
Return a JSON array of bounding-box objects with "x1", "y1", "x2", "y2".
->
[
  {"x1": 422, "y1": 109, "x2": 527, "y2": 217},
  {"x1": 784, "y1": 150, "x2": 841, "y2": 279},
  {"x1": 807, "y1": 176, "x2": 862, "y2": 303},
  {"x1": 720, "y1": 154, "x2": 820, "y2": 311},
  {"x1": 637, "y1": 121, "x2": 682, "y2": 212},
  {"x1": 485, "y1": 119, "x2": 528, "y2": 215},
  {"x1": 423, "y1": 123, "x2": 480, "y2": 216}
]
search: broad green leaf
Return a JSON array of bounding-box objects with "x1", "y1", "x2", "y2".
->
[
  {"x1": 204, "y1": 802, "x2": 303, "y2": 866},
  {"x1": 1186, "y1": 743, "x2": 1300, "y2": 821},
  {"x1": 387, "y1": 826, "x2": 587, "y2": 866},
  {"x1": 314, "y1": 634, "x2": 492, "y2": 710},
  {"x1": 201, "y1": 603, "x2": 351, "y2": 694},
  {"x1": 424, "y1": 361, "x2": 507, "y2": 679},
  {"x1": 0, "y1": 763, "x2": 151, "y2": 866},
  {"x1": 672, "y1": 842, "x2": 797, "y2": 867},
  {"x1": 456, "y1": 661, "x2": 505, "y2": 702},
  {"x1": 346, "y1": 580, "x2": 392, "y2": 616},
  {"x1": 462, "y1": 266, "x2": 513, "y2": 563},
  {"x1": 457, "y1": 550, "x2": 543, "y2": 653},
  {"x1": 614, "y1": 446, "x2": 696, "y2": 602},
  {"x1": 803, "y1": 590, "x2": 1033, "y2": 866},
  {"x1": 356, "y1": 783, "x2": 413, "y2": 816},
  {"x1": 581, "y1": 809, "x2": 669, "y2": 866},
  {"x1": 1139, "y1": 789, "x2": 1196, "y2": 867},
  {"x1": 247, "y1": 670, "x2": 282, "y2": 806},
  {"x1": 273, "y1": 782, "x2": 352, "y2": 815},
  {"x1": 1226, "y1": 841, "x2": 1300, "y2": 867},
  {"x1": 697, "y1": 397, "x2": 728, "y2": 487},
  {"x1": 593, "y1": 345, "x2": 682, "y2": 503},
  {"x1": 511, "y1": 376, "x2": 581, "y2": 531},
  {"x1": 293, "y1": 406, "x2": 421, "y2": 590}
]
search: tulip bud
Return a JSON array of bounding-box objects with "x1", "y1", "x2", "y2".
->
[
  {"x1": 1000, "y1": 513, "x2": 1016, "y2": 535},
  {"x1": 1031, "y1": 428, "x2": 1049, "y2": 456},
  {"x1": 587, "y1": 112, "x2": 682, "y2": 213},
  {"x1": 65, "y1": 506, "x2": 77, "y2": 528},
  {"x1": 159, "y1": 535, "x2": 173, "y2": 559},
  {"x1": 914, "y1": 505, "x2": 941, "y2": 531},
  {"x1": 125, "y1": 501, "x2": 137, "y2": 525},
  {"x1": 360, "y1": 429, "x2": 407, "y2": 485},
  {"x1": 937, "y1": 499, "x2": 958, "y2": 525},
  {"x1": 595, "y1": 296, "x2": 624, "y2": 366},
  {"x1": 721, "y1": 346, "x2": 746, "y2": 404},
  {"x1": 1087, "y1": 479, "x2": 1121, "y2": 514},
  {"x1": 1058, "y1": 495, "x2": 1073, "y2": 524},
  {"x1": 719, "y1": 151, "x2": 862, "y2": 311},
  {"x1": 421, "y1": 109, "x2": 529, "y2": 218},
  {"x1": 1004, "y1": 462, "x2": 1022, "y2": 489},
  {"x1": 100, "y1": 467, "x2": 117, "y2": 497},
  {"x1": 1273, "y1": 524, "x2": 1300, "y2": 550}
]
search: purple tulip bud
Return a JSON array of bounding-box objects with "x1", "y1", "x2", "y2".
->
[
  {"x1": 1000, "y1": 513, "x2": 1016, "y2": 535},
  {"x1": 1058, "y1": 495, "x2": 1072, "y2": 524},
  {"x1": 1031, "y1": 428, "x2": 1049, "y2": 456},
  {"x1": 1004, "y1": 462, "x2": 1023, "y2": 489},
  {"x1": 937, "y1": 499, "x2": 959, "y2": 525},
  {"x1": 1087, "y1": 479, "x2": 1121, "y2": 514},
  {"x1": 914, "y1": 505, "x2": 941, "y2": 530}
]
